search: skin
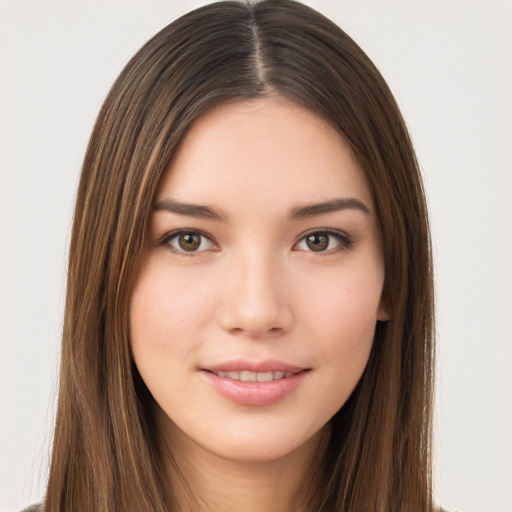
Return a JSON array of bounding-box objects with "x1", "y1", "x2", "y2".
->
[{"x1": 130, "y1": 96, "x2": 389, "y2": 512}]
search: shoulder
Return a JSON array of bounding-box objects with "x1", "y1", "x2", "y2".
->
[{"x1": 20, "y1": 504, "x2": 43, "y2": 512}]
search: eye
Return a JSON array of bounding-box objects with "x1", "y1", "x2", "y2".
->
[
  {"x1": 162, "y1": 230, "x2": 216, "y2": 253},
  {"x1": 294, "y1": 230, "x2": 352, "y2": 253}
]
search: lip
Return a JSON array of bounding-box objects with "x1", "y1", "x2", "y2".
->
[
  {"x1": 200, "y1": 359, "x2": 309, "y2": 407},
  {"x1": 204, "y1": 359, "x2": 305, "y2": 374}
]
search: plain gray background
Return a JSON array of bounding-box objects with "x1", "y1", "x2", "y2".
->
[{"x1": 1, "y1": 1, "x2": 511, "y2": 511}]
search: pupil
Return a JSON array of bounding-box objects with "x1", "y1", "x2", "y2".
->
[
  {"x1": 179, "y1": 233, "x2": 200, "y2": 251},
  {"x1": 307, "y1": 233, "x2": 328, "y2": 252}
]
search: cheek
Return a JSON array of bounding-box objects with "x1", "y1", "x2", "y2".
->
[
  {"x1": 304, "y1": 270, "x2": 383, "y2": 337},
  {"x1": 129, "y1": 260, "x2": 222, "y2": 399},
  {"x1": 303, "y1": 281, "x2": 379, "y2": 414},
  {"x1": 130, "y1": 260, "x2": 217, "y2": 346},
  {"x1": 129, "y1": 261, "x2": 220, "y2": 411},
  {"x1": 297, "y1": 261, "x2": 384, "y2": 372}
]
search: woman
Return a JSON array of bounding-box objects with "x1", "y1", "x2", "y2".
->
[{"x1": 26, "y1": 0, "x2": 435, "y2": 510}]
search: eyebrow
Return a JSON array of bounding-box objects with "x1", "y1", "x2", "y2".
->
[
  {"x1": 289, "y1": 198, "x2": 371, "y2": 219},
  {"x1": 153, "y1": 199, "x2": 228, "y2": 221},
  {"x1": 153, "y1": 197, "x2": 371, "y2": 221}
]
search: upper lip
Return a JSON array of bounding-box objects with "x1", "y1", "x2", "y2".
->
[{"x1": 202, "y1": 359, "x2": 307, "y2": 374}]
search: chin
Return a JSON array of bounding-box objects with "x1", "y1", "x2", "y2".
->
[{"x1": 169, "y1": 413, "x2": 329, "y2": 465}]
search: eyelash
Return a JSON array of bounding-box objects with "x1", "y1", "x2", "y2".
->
[
  {"x1": 160, "y1": 229, "x2": 218, "y2": 255},
  {"x1": 294, "y1": 229, "x2": 353, "y2": 254},
  {"x1": 160, "y1": 228, "x2": 353, "y2": 255}
]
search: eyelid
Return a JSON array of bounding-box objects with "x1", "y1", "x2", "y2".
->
[
  {"x1": 159, "y1": 227, "x2": 353, "y2": 255},
  {"x1": 293, "y1": 228, "x2": 353, "y2": 253},
  {"x1": 160, "y1": 228, "x2": 218, "y2": 254}
]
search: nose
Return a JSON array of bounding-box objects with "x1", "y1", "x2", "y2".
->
[{"x1": 218, "y1": 251, "x2": 294, "y2": 338}]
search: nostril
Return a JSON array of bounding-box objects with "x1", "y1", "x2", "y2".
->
[{"x1": 218, "y1": 290, "x2": 293, "y2": 336}]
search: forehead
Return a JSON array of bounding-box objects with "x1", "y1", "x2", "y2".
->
[{"x1": 157, "y1": 97, "x2": 372, "y2": 211}]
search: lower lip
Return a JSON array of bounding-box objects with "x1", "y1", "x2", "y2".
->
[{"x1": 201, "y1": 370, "x2": 308, "y2": 406}]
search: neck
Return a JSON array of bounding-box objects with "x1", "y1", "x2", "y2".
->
[{"x1": 157, "y1": 414, "x2": 329, "y2": 512}]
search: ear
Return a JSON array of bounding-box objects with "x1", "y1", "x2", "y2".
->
[{"x1": 377, "y1": 299, "x2": 391, "y2": 322}]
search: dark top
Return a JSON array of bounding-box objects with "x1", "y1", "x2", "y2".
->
[{"x1": 21, "y1": 503, "x2": 454, "y2": 511}]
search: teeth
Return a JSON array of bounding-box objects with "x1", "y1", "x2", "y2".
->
[
  {"x1": 256, "y1": 371, "x2": 273, "y2": 382},
  {"x1": 215, "y1": 370, "x2": 293, "y2": 381},
  {"x1": 240, "y1": 371, "x2": 257, "y2": 382}
]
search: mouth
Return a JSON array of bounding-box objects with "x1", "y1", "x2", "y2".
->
[
  {"x1": 207, "y1": 370, "x2": 295, "y2": 382},
  {"x1": 200, "y1": 361, "x2": 309, "y2": 406}
]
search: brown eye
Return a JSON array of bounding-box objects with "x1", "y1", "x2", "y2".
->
[
  {"x1": 305, "y1": 233, "x2": 329, "y2": 252},
  {"x1": 178, "y1": 233, "x2": 201, "y2": 251},
  {"x1": 295, "y1": 230, "x2": 351, "y2": 253},
  {"x1": 165, "y1": 230, "x2": 214, "y2": 253}
]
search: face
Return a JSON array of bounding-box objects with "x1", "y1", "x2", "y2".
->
[{"x1": 130, "y1": 97, "x2": 388, "y2": 464}]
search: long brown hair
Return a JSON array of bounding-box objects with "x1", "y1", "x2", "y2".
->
[{"x1": 45, "y1": 1, "x2": 435, "y2": 510}]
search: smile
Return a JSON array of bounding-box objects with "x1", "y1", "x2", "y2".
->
[
  {"x1": 201, "y1": 362, "x2": 309, "y2": 406},
  {"x1": 212, "y1": 370, "x2": 294, "y2": 382}
]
